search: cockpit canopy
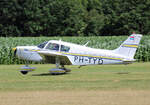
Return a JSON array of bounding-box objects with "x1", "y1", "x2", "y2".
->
[{"x1": 37, "y1": 41, "x2": 70, "y2": 52}]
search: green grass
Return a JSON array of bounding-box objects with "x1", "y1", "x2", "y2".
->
[{"x1": 0, "y1": 63, "x2": 150, "y2": 91}]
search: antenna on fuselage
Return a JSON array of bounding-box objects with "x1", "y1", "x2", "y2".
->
[{"x1": 83, "y1": 41, "x2": 90, "y2": 46}]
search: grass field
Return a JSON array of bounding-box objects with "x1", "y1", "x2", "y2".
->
[{"x1": 0, "y1": 63, "x2": 150, "y2": 105}]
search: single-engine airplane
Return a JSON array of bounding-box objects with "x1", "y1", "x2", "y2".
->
[{"x1": 13, "y1": 33, "x2": 142, "y2": 75}]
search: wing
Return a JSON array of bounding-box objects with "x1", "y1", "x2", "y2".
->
[{"x1": 37, "y1": 50, "x2": 72, "y2": 65}]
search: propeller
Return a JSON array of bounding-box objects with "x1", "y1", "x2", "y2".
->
[{"x1": 12, "y1": 47, "x2": 17, "y2": 56}]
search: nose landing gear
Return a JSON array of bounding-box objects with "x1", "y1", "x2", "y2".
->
[{"x1": 20, "y1": 65, "x2": 36, "y2": 75}]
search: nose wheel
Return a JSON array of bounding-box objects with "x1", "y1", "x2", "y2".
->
[{"x1": 20, "y1": 65, "x2": 36, "y2": 75}]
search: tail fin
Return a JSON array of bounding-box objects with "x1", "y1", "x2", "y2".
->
[{"x1": 113, "y1": 34, "x2": 142, "y2": 58}]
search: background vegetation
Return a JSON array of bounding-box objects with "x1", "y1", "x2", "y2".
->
[
  {"x1": 0, "y1": 36, "x2": 150, "y2": 64},
  {"x1": 0, "y1": 0, "x2": 150, "y2": 37}
]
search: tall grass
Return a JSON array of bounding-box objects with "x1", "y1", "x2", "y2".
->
[{"x1": 0, "y1": 36, "x2": 150, "y2": 64}]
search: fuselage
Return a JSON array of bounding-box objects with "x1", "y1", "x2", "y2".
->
[
  {"x1": 45, "y1": 40, "x2": 134, "y2": 65},
  {"x1": 14, "y1": 40, "x2": 135, "y2": 65}
]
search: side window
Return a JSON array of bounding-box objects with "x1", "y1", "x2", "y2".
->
[
  {"x1": 61, "y1": 45, "x2": 70, "y2": 52},
  {"x1": 46, "y1": 43, "x2": 59, "y2": 51}
]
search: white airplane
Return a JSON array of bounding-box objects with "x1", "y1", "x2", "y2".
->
[{"x1": 13, "y1": 33, "x2": 142, "y2": 75}]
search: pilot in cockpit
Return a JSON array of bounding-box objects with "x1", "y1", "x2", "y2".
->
[{"x1": 52, "y1": 43, "x2": 59, "y2": 51}]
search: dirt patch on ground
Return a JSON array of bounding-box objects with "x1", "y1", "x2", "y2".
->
[{"x1": 0, "y1": 90, "x2": 150, "y2": 105}]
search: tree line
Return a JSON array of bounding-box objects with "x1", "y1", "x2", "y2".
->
[{"x1": 0, "y1": 0, "x2": 150, "y2": 37}]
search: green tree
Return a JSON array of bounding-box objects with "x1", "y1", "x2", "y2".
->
[
  {"x1": 101, "y1": 0, "x2": 150, "y2": 35},
  {"x1": 83, "y1": 0, "x2": 105, "y2": 36},
  {"x1": 0, "y1": 0, "x2": 22, "y2": 36}
]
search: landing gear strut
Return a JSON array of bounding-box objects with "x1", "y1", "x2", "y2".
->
[
  {"x1": 49, "y1": 57, "x2": 71, "y2": 75},
  {"x1": 19, "y1": 57, "x2": 70, "y2": 75}
]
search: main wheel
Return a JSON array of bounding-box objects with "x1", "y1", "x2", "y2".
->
[{"x1": 49, "y1": 68, "x2": 66, "y2": 75}]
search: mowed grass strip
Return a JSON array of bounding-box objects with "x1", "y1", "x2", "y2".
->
[
  {"x1": 0, "y1": 63, "x2": 150, "y2": 105},
  {"x1": 0, "y1": 63, "x2": 150, "y2": 91}
]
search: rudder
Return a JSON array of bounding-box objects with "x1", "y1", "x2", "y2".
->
[{"x1": 113, "y1": 34, "x2": 142, "y2": 58}]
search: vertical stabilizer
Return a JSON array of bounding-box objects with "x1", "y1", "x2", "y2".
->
[{"x1": 113, "y1": 34, "x2": 142, "y2": 58}]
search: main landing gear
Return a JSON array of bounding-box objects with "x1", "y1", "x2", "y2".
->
[
  {"x1": 20, "y1": 65, "x2": 71, "y2": 75},
  {"x1": 49, "y1": 57, "x2": 71, "y2": 75},
  {"x1": 19, "y1": 57, "x2": 71, "y2": 75},
  {"x1": 49, "y1": 66, "x2": 71, "y2": 75}
]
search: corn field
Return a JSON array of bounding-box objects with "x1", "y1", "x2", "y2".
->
[{"x1": 0, "y1": 36, "x2": 150, "y2": 64}]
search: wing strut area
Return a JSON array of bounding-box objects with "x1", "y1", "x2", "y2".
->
[{"x1": 55, "y1": 56, "x2": 60, "y2": 68}]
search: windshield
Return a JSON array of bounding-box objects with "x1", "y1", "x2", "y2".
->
[{"x1": 37, "y1": 41, "x2": 48, "y2": 48}]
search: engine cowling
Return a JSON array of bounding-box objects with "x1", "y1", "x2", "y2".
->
[{"x1": 13, "y1": 46, "x2": 43, "y2": 62}]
